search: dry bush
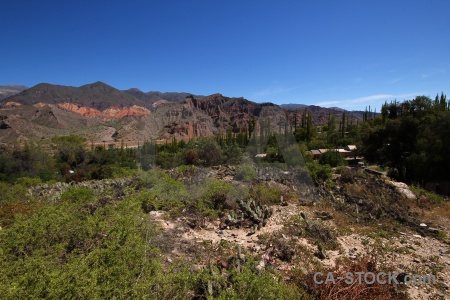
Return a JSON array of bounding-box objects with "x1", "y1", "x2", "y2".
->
[
  {"x1": 266, "y1": 233, "x2": 296, "y2": 262},
  {"x1": 296, "y1": 253, "x2": 408, "y2": 300},
  {"x1": 305, "y1": 221, "x2": 340, "y2": 250}
]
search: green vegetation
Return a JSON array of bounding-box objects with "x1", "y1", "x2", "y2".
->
[
  {"x1": 409, "y1": 185, "x2": 446, "y2": 204},
  {"x1": 0, "y1": 171, "x2": 310, "y2": 299},
  {"x1": 250, "y1": 183, "x2": 283, "y2": 205},
  {"x1": 0, "y1": 135, "x2": 137, "y2": 183},
  {"x1": 235, "y1": 165, "x2": 257, "y2": 181},
  {"x1": 318, "y1": 150, "x2": 346, "y2": 167},
  {"x1": 362, "y1": 93, "x2": 450, "y2": 184},
  {"x1": 306, "y1": 162, "x2": 332, "y2": 182},
  {"x1": 1, "y1": 93, "x2": 449, "y2": 298}
]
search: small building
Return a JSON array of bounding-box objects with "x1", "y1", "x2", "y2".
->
[
  {"x1": 336, "y1": 148, "x2": 352, "y2": 157},
  {"x1": 345, "y1": 145, "x2": 357, "y2": 151},
  {"x1": 310, "y1": 149, "x2": 321, "y2": 159},
  {"x1": 310, "y1": 145, "x2": 356, "y2": 160}
]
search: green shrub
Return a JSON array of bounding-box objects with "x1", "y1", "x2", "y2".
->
[
  {"x1": 203, "y1": 179, "x2": 232, "y2": 210},
  {"x1": 223, "y1": 143, "x2": 243, "y2": 164},
  {"x1": 235, "y1": 165, "x2": 256, "y2": 181},
  {"x1": 197, "y1": 138, "x2": 223, "y2": 166},
  {"x1": 318, "y1": 150, "x2": 346, "y2": 167},
  {"x1": 138, "y1": 190, "x2": 164, "y2": 212},
  {"x1": 109, "y1": 166, "x2": 139, "y2": 178},
  {"x1": 0, "y1": 188, "x2": 162, "y2": 299},
  {"x1": 307, "y1": 162, "x2": 332, "y2": 182},
  {"x1": 409, "y1": 185, "x2": 445, "y2": 204},
  {"x1": 176, "y1": 164, "x2": 197, "y2": 175},
  {"x1": 60, "y1": 187, "x2": 96, "y2": 204},
  {"x1": 0, "y1": 182, "x2": 35, "y2": 227},
  {"x1": 184, "y1": 179, "x2": 233, "y2": 219},
  {"x1": 14, "y1": 177, "x2": 42, "y2": 187},
  {"x1": 251, "y1": 184, "x2": 282, "y2": 205},
  {"x1": 215, "y1": 258, "x2": 303, "y2": 299},
  {"x1": 140, "y1": 169, "x2": 190, "y2": 204}
]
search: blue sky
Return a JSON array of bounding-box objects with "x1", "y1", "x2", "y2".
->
[{"x1": 1, "y1": 0, "x2": 449, "y2": 111}]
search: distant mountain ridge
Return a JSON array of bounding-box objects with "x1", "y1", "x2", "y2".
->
[
  {"x1": 1, "y1": 82, "x2": 204, "y2": 111},
  {"x1": 1, "y1": 81, "x2": 362, "y2": 116},
  {"x1": 126, "y1": 89, "x2": 203, "y2": 102},
  {"x1": 280, "y1": 103, "x2": 308, "y2": 110},
  {"x1": 0, "y1": 81, "x2": 365, "y2": 145},
  {"x1": 124, "y1": 88, "x2": 203, "y2": 108},
  {"x1": 1, "y1": 82, "x2": 148, "y2": 111},
  {"x1": 0, "y1": 85, "x2": 28, "y2": 100}
]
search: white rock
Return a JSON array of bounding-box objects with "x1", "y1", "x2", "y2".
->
[
  {"x1": 388, "y1": 181, "x2": 417, "y2": 199},
  {"x1": 420, "y1": 223, "x2": 427, "y2": 227}
]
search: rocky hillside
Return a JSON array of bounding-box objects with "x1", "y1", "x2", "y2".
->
[
  {"x1": 1, "y1": 82, "x2": 203, "y2": 113},
  {"x1": 0, "y1": 81, "x2": 365, "y2": 145},
  {"x1": 0, "y1": 103, "x2": 105, "y2": 145},
  {"x1": 0, "y1": 82, "x2": 150, "y2": 111},
  {"x1": 116, "y1": 94, "x2": 287, "y2": 141}
]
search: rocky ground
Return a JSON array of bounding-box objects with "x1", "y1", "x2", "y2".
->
[
  {"x1": 150, "y1": 167, "x2": 450, "y2": 300},
  {"x1": 29, "y1": 166, "x2": 450, "y2": 299}
]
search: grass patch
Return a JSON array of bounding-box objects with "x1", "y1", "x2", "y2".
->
[{"x1": 410, "y1": 185, "x2": 446, "y2": 204}]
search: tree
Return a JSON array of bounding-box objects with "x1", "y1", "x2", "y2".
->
[
  {"x1": 341, "y1": 112, "x2": 346, "y2": 138},
  {"x1": 318, "y1": 150, "x2": 345, "y2": 167},
  {"x1": 306, "y1": 114, "x2": 313, "y2": 142},
  {"x1": 52, "y1": 135, "x2": 87, "y2": 168},
  {"x1": 361, "y1": 94, "x2": 450, "y2": 184},
  {"x1": 327, "y1": 115, "x2": 337, "y2": 144},
  {"x1": 198, "y1": 138, "x2": 222, "y2": 166}
]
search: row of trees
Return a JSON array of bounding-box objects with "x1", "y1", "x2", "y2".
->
[
  {"x1": 361, "y1": 94, "x2": 450, "y2": 184},
  {"x1": 137, "y1": 137, "x2": 244, "y2": 170}
]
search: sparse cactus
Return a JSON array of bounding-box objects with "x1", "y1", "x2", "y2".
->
[{"x1": 222, "y1": 196, "x2": 273, "y2": 232}]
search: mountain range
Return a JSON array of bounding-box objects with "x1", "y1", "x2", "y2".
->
[
  {"x1": 0, "y1": 82, "x2": 364, "y2": 146},
  {"x1": 0, "y1": 85, "x2": 28, "y2": 100}
]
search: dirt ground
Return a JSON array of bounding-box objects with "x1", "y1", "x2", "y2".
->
[{"x1": 149, "y1": 172, "x2": 450, "y2": 300}]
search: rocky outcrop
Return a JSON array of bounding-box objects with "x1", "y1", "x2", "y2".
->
[
  {"x1": 388, "y1": 181, "x2": 416, "y2": 200},
  {"x1": 57, "y1": 102, "x2": 150, "y2": 119},
  {"x1": 102, "y1": 105, "x2": 150, "y2": 118},
  {"x1": 150, "y1": 94, "x2": 287, "y2": 139},
  {"x1": 57, "y1": 103, "x2": 103, "y2": 117},
  {"x1": 33, "y1": 102, "x2": 49, "y2": 108},
  {"x1": 0, "y1": 101, "x2": 22, "y2": 109}
]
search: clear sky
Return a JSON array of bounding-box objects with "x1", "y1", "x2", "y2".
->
[{"x1": 1, "y1": 0, "x2": 449, "y2": 110}]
